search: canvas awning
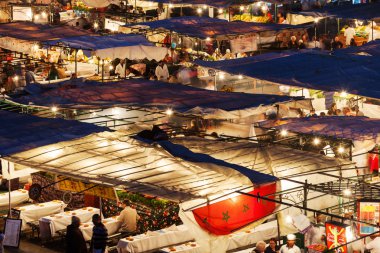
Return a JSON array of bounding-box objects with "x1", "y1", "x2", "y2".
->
[
  {"x1": 0, "y1": 22, "x2": 93, "y2": 42},
  {"x1": 296, "y1": 2, "x2": 380, "y2": 20},
  {"x1": 3, "y1": 131, "x2": 276, "y2": 203},
  {"x1": 13, "y1": 79, "x2": 310, "y2": 119},
  {"x1": 139, "y1": 0, "x2": 287, "y2": 8},
  {"x1": 122, "y1": 16, "x2": 308, "y2": 39},
  {"x1": 0, "y1": 110, "x2": 108, "y2": 156},
  {"x1": 195, "y1": 51, "x2": 380, "y2": 99},
  {"x1": 47, "y1": 34, "x2": 168, "y2": 60},
  {"x1": 258, "y1": 116, "x2": 380, "y2": 142}
]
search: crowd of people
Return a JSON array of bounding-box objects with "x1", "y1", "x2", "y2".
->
[{"x1": 65, "y1": 199, "x2": 139, "y2": 253}]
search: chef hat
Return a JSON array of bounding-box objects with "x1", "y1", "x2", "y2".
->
[{"x1": 287, "y1": 234, "x2": 296, "y2": 241}]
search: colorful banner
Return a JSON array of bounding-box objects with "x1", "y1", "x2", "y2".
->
[
  {"x1": 325, "y1": 221, "x2": 348, "y2": 253},
  {"x1": 56, "y1": 176, "x2": 117, "y2": 200},
  {"x1": 357, "y1": 200, "x2": 380, "y2": 235},
  {"x1": 368, "y1": 147, "x2": 379, "y2": 172},
  {"x1": 192, "y1": 182, "x2": 277, "y2": 235}
]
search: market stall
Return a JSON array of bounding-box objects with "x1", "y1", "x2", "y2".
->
[
  {"x1": 257, "y1": 116, "x2": 380, "y2": 169},
  {"x1": 120, "y1": 16, "x2": 309, "y2": 56},
  {"x1": 0, "y1": 189, "x2": 29, "y2": 208},
  {"x1": 8, "y1": 78, "x2": 311, "y2": 136}
]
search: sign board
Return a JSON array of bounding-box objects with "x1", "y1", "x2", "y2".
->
[
  {"x1": 230, "y1": 35, "x2": 258, "y2": 53},
  {"x1": 357, "y1": 200, "x2": 380, "y2": 235},
  {"x1": 3, "y1": 218, "x2": 22, "y2": 248},
  {"x1": 12, "y1": 6, "x2": 32, "y2": 21},
  {"x1": 56, "y1": 176, "x2": 117, "y2": 200},
  {"x1": 325, "y1": 221, "x2": 348, "y2": 253}
]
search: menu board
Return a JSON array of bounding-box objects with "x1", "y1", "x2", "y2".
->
[
  {"x1": 357, "y1": 200, "x2": 380, "y2": 235},
  {"x1": 325, "y1": 221, "x2": 348, "y2": 253},
  {"x1": 3, "y1": 218, "x2": 22, "y2": 248}
]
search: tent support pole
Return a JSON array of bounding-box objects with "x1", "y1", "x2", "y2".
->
[
  {"x1": 124, "y1": 58, "x2": 127, "y2": 80},
  {"x1": 74, "y1": 49, "x2": 78, "y2": 77},
  {"x1": 8, "y1": 161, "x2": 11, "y2": 217},
  {"x1": 303, "y1": 180, "x2": 308, "y2": 215},
  {"x1": 372, "y1": 20, "x2": 374, "y2": 41},
  {"x1": 100, "y1": 196, "x2": 102, "y2": 218},
  {"x1": 101, "y1": 59, "x2": 104, "y2": 83},
  {"x1": 276, "y1": 213, "x2": 281, "y2": 245},
  {"x1": 337, "y1": 18, "x2": 340, "y2": 34}
]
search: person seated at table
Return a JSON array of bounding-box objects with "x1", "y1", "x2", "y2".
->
[
  {"x1": 265, "y1": 238, "x2": 279, "y2": 253},
  {"x1": 118, "y1": 199, "x2": 140, "y2": 234},
  {"x1": 91, "y1": 214, "x2": 108, "y2": 253},
  {"x1": 48, "y1": 64, "x2": 59, "y2": 81},
  {"x1": 331, "y1": 36, "x2": 343, "y2": 50},
  {"x1": 66, "y1": 216, "x2": 87, "y2": 253},
  {"x1": 252, "y1": 241, "x2": 266, "y2": 253},
  {"x1": 57, "y1": 65, "x2": 67, "y2": 79},
  {"x1": 288, "y1": 36, "x2": 298, "y2": 50}
]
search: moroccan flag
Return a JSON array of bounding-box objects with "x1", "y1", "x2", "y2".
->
[{"x1": 192, "y1": 182, "x2": 277, "y2": 235}]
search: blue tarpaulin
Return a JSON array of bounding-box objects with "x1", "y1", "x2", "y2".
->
[
  {"x1": 13, "y1": 79, "x2": 305, "y2": 114},
  {"x1": 335, "y1": 40, "x2": 380, "y2": 56},
  {"x1": 297, "y1": 3, "x2": 380, "y2": 20},
  {"x1": 0, "y1": 110, "x2": 108, "y2": 156},
  {"x1": 196, "y1": 50, "x2": 380, "y2": 99},
  {"x1": 125, "y1": 16, "x2": 308, "y2": 39}
]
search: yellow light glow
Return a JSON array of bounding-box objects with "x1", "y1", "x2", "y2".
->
[
  {"x1": 202, "y1": 4, "x2": 207, "y2": 9},
  {"x1": 13, "y1": 75, "x2": 19, "y2": 81},
  {"x1": 340, "y1": 91, "x2": 348, "y2": 98},
  {"x1": 109, "y1": 65, "x2": 114, "y2": 70},
  {"x1": 218, "y1": 8, "x2": 223, "y2": 14},
  {"x1": 197, "y1": 8, "x2": 202, "y2": 14},
  {"x1": 206, "y1": 37, "x2": 211, "y2": 42},
  {"x1": 168, "y1": 3, "x2": 174, "y2": 8},
  {"x1": 165, "y1": 108, "x2": 173, "y2": 116},
  {"x1": 280, "y1": 129, "x2": 288, "y2": 137},
  {"x1": 238, "y1": 75, "x2": 243, "y2": 80},
  {"x1": 239, "y1": 6, "x2": 245, "y2": 11},
  {"x1": 338, "y1": 146, "x2": 345, "y2": 154},
  {"x1": 313, "y1": 138, "x2": 321, "y2": 145},
  {"x1": 343, "y1": 188, "x2": 351, "y2": 196},
  {"x1": 94, "y1": 22, "x2": 99, "y2": 29},
  {"x1": 34, "y1": 14, "x2": 40, "y2": 20},
  {"x1": 51, "y1": 106, "x2": 58, "y2": 113},
  {"x1": 285, "y1": 215, "x2": 292, "y2": 224}
]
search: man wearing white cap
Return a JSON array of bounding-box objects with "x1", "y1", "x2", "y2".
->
[{"x1": 280, "y1": 234, "x2": 301, "y2": 253}]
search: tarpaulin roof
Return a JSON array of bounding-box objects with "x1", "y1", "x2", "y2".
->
[
  {"x1": 258, "y1": 116, "x2": 380, "y2": 141},
  {"x1": 335, "y1": 40, "x2": 380, "y2": 57},
  {"x1": 2, "y1": 131, "x2": 276, "y2": 202},
  {"x1": 13, "y1": 79, "x2": 306, "y2": 118},
  {"x1": 47, "y1": 34, "x2": 153, "y2": 50},
  {"x1": 140, "y1": 0, "x2": 287, "y2": 8},
  {"x1": 0, "y1": 110, "x2": 108, "y2": 156},
  {"x1": 296, "y1": 3, "x2": 380, "y2": 20},
  {"x1": 196, "y1": 51, "x2": 380, "y2": 99},
  {"x1": 0, "y1": 22, "x2": 93, "y2": 42},
  {"x1": 124, "y1": 16, "x2": 308, "y2": 39}
]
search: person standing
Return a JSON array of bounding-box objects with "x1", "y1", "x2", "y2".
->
[
  {"x1": 115, "y1": 59, "x2": 126, "y2": 78},
  {"x1": 365, "y1": 233, "x2": 380, "y2": 253},
  {"x1": 66, "y1": 216, "x2": 87, "y2": 253},
  {"x1": 253, "y1": 241, "x2": 267, "y2": 253},
  {"x1": 344, "y1": 25, "x2": 356, "y2": 47},
  {"x1": 118, "y1": 199, "x2": 140, "y2": 234},
  {"x1": 155, "y1": 61, "x2": 169, "y2": 81},
  {"x1": 91, "y1": 214, "x2": 108, "y2": 253},
  {"x1": 280, "y1": 234, "x2": 301, "y2": 253},
  {"x1": 265, "y1": 238, "x2": 278, "y2": 253}
]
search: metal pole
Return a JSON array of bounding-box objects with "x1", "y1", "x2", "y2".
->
[
  {"x1": 124, "y1": 59, "x2": 127, "y2": 80},
  {"x1": 315, "y1": 24, "x2": 317, "y2": 48},
  {"x1": 74, "y1": 49, "x2": 78, "y2": 77},
  {"x1": 8, "y1": 161, "x2": 11, "y2": 217},
  {"x1": 303, "y1": 180, "x2": 308, "y2": 215},
  {"x1": 101, "y1": 59, "x2": 104, "y2": 83},
  {"x1": 372, "y1": 20, "x2": 374, "y2": 41},
  {"x1": 99, "y1": 196, "x2": 102, "y2": 218}
]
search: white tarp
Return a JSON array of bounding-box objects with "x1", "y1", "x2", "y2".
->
[
  {"x1": 81, "y1": 0, "x2": 120, "y2": 8},
  {"x1": 95, "y1": 45, "x2": 169, "y2": 61}
]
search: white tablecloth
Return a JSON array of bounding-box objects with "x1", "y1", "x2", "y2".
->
[
  {"x1": 117, "y1": 225, "x2": 194, "y2": 253},
  {"x1": 39, "y1": 207, "x2": 101, "y2": 238},
  {"x1": 17, "y1": 200, "x2": 66, "y2": 230},
  {"x1": 160, "y1": 242, "x2": 202, "y2": 253},
  {"x1": 0, "y1": 189, "x2": 29, "y2": 207},
  {"x1": 80, "y1": 216, "x2": 122, "y2": 241},
  {"x1": 227, "y1": 220, "x2": 278, "y2": 251}
]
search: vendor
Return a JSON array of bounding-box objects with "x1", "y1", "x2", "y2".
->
[
  {"x1": 23, "y1": 178, "x2": 32, "y2": 191},
  {"x1": 117, "y1": 200, "x2": 140, "y2": 234},
  {"x1": 280, "y1": 234, "x2": 301, "y2": 253}
]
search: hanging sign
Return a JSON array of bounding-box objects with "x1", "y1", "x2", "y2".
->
[
  {"x1": 325, "y1": 221, "x2": 348, "y2": 253},
  {"x1": 357, "y1": 200, "x2": 380, "y2": 235},
  {"x1": 56, "y1": 176, "x2": 117, "y2": 200}
]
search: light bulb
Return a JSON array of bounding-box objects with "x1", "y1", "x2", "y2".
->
[
  {"x1": 313, "y1": 138, "x2": 321, "y2": 145},
  {"x1": 166, "y1": 109, "x2": 173, "y2": 116},
  {"x1": 197, "y1": 8, "x2": 202, "y2": 14},
  {"x1": 343, "y1": 188, "x2": 351, "y2": 196},
  {"x1": 51, "y1": 106, "x2": 58, "y2": 113},
  {"x1": 280, "y1": 129, "x2": 288, "y2": 137},
  {"x1": 239, "y1": 6, "x2": 244, "y2": 11},
  {"x1": 340, "y1": 91, "x2": 348, "y2": 98},
  {"x1": 41, "y1": 11, "x2": 47, "y2": 18},
  {"x1": 338, "y1": 146, "x2": 345, "y2": 154},
  {"x1": 238, "y1": 75, "x2": 243, "y2": 80},
  {"x1": 218, "y1": 8, "x2": 223, "y2": 14}
]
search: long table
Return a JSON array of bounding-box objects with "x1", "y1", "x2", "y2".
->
[
  {"x1": 160, "y1": 242, "x2": 202, "y2": 253},
  {"x1": 80, "y1": 216, "x2": 122, "y2": 241},
  {"x1": 226, "y1": 220, "x2": 278, "y2": 251},
  {"x1": 117, "y1": 225, "x2": 194, "y2": 253},
  {"x1": 39, "y1": 207, "x2": 100, "y2": 239},
  {"x1": 16, "y1": 200, "x2": 66, "y2": 230},
  {"x1": 0, "y1": 189, "x2": 29, "y2": 208}
]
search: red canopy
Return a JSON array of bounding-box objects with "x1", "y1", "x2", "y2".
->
[{"x1": 192, "y1": 182, "x2": 277, "y2": 235}]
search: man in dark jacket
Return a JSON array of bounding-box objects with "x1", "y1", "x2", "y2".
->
[
  {"x1": 66, "y1": 216, "x2": 87, "y2": 253},
  {"x1": 91, "y1": 214, "x2": 108, "y2": 253}
]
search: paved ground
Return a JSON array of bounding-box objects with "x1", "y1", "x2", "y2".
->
[{"x1": 6, "y1": 238, "x2": 64, "y2": 253}]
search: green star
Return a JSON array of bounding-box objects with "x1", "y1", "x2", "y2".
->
[
  {"x1": 243, "y1": 204, "x2": 250, "y2": 213},
  {"x1": 222, "y1": 211, "x2": 230, "y2": 222}
]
